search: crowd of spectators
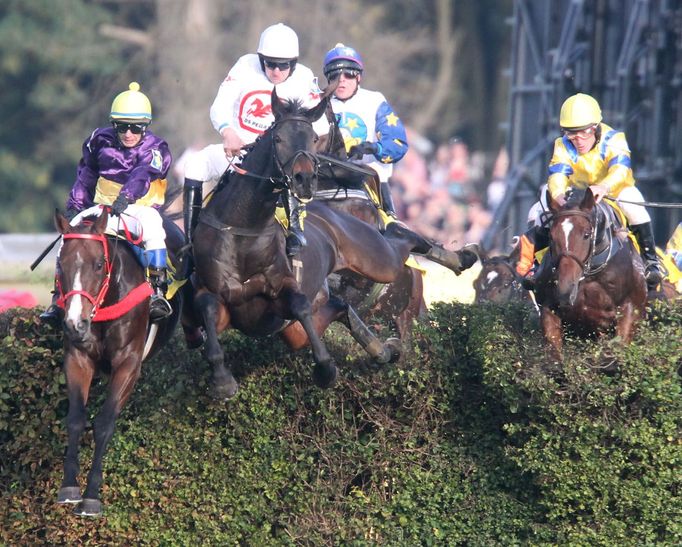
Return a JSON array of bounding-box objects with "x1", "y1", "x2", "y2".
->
[{"x1": 391, "y1": 128, "x2": 508, "y2": 251}]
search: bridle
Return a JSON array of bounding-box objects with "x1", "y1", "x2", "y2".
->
[
  {"x1": 57, "y1": 233, "x2": 112, "y2": 320},
  {"x1": 231, "y1": 115, "x2": 319, "y2": 202},
  {"x1": 550, "y1": 208, "x2": 598, "y2": 278}
]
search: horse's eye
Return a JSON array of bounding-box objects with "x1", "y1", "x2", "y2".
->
[
  {"x1": 96, "y1": 260, "x2": 104, "y2": 271},
  {"x1": 584, "y1": 231, "x2": 591, "y2": 239},
  {"x1": 274, "y1": 135, "x2": 282, "y2": 144},
  {"x1": 313, "y1": 136, "x2": 319, "y2": 144}
]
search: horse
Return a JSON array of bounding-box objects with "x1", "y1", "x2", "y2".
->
[
  {"x1": 473, "y1": 242, "x2": 532, "y2": 305},
  {"x1": 184, "y1": 88, "x2": 463, "y2": 399},
  {"x1": 533, "y1": 187, "x2": 647, "y2": 357},
  {"x1": 314, "y1": 109, "x2": 426, "y2": 341},
  {"x1": 53, "y1": 208, "x2": 184, "y2": 516}
]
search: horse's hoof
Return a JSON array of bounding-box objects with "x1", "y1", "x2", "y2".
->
[
  {"x1": 213, "y1": 378, "x2": 239, "y2": 401},
  {"x1": 57, "y1": 486, "x2": 82, "y2": 504},
  {"x1": 385, "y1": 337, "x2": 402, "y2": 363},
  {"x1": 74, "y1": 498, "x2": 102, "y2": 517},
  {"x1": 312, "y1": 362, "x2": 338, "y2": 389}
]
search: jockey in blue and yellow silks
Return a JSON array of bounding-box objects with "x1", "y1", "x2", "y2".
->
[
  {"x1": 517, "y1": 93, "x2": 664, "y2": 290},
  {"x1": 323, "y1": 43, "x2": 408, "y2": 221}
]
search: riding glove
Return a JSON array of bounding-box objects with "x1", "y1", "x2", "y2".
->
[
  {"x1": 110, "y1": 194, "x2": 130, "y2": 216},
  {"x1": 348, "y1": 141, "x2": 380, "y2": 159}
]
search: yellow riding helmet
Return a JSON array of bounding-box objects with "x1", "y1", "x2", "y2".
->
[
  {"x1": 559, "y1": 93, "x2": 602, "y2": 129},
  {"x1": 110, "y1": 82, "x2": 152, "y2": 123}
]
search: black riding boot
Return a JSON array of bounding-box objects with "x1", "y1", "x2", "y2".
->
[
  {"x1": 631, "y1": 222, "x2": 664, "y2": 289},
  {"x1": 379, "y1": 181, "x2": 398, "y2": 219},
  {"x1": 148, "y1": 267, "x2": 172, "y2": 322},
  {"x1": 286, "y1": 195, "x2": 307, "y2": 257},
  {"x1": 183, "y1": 178, "x2": 203, "y2": 244},
  {"x1": 39, "y1": 287, "x2": 63, "y2": 326}
]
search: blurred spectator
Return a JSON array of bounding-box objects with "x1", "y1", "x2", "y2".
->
[{"x1": 485, "y1": 147, "x2": 509, "y2": 212}]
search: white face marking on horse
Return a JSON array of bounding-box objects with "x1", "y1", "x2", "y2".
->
[
  {"x1": 486, "y1": 271, "x2": 499, "y2": 284},
  {"x1": 66, "y1": 251, "x2": 85, "y2": 323},
  {"x1": 561, "y1": 219, "x2": 574, "y2": 250}
]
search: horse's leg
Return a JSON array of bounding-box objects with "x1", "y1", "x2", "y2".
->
[
  {"x1": 383, "y1": 222, "x2": 477, "y2": 274},
  {"x1": 74, "y1": 352, "x2": 143, "y2": 517},
  {"x1": 616, "y1": 301, "x2": 639, "y2": 343},
  {"x1": 194, "y1": 290, "x2": 239, "y2": 400},
  {"x1": 540, "y1": 307, "x2": 563, "y2": 360},
  {"x1": 336, "y1": 298, "x2": 401, "y2": 364},
  {"x1": 58, "y1": 351, "x2": 94, "y2": 506},
  {"x1": 279, "y1": 281, "x2": 338, "y2": 389}
]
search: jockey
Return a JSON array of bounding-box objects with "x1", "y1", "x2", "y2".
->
[
  {"x1": 40, "y1": 82, "x2": 173, "y2": 325},
  {"x1": 183, "y1": 23, "x2": 328, "y2": 256},
  {"x1": 518, "y1": 92, "x2": 664, "y2": 290},
  {"x1": 323, "y1": 43, "x2": 408, "y2": 221}
]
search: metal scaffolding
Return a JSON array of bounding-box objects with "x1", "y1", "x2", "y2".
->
[{"x1": 482, "y1": 0, "x2": 682, "y2": 250}]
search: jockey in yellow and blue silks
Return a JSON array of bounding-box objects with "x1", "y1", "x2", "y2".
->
[
  {"x1": 323, "y1": 43, "x2": 408, "y2": 220},
  {"x1": 517, "y1": 93, "x2": 664, "y2": 290},
  {"x1": 40, "y1": 82, "x2": 174, "y2": 325}
]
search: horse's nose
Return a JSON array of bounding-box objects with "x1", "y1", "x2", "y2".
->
[
  {"x1": 65, "y1": 317, "x2": 92, "y2": 342},
  {"x1": 293, "y1": 171, "x2": 315, "y2": 200}
]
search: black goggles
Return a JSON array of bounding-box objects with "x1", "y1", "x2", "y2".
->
[
  {"x1": 113, "y1": 122, "x2": 147, "y2": 134},
  {"x1": 327, "y1": 69, "x2": 360, "y2": 81},
  {"x1": 263, "y1": 59, "x2": 293, "y2": 71}
]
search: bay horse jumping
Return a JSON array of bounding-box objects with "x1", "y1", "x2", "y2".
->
[
  {"x1": 533, "y1": 187, "x2": 647, "y2": 357},
  {"x1": 54, "y1": 209, "x2": 183, "y2": 516},
  {"x1": 184, "y1": 89, "x2": 456, "y2": 399}
]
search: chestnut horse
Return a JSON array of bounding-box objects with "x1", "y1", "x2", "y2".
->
[
  {"x1": 533, "y1": 188, "x2": 647, "y2": 356},
  {"x1": 184, "y1": 90, "x2": 451, "y2": 399},
  {"x1": 54, "y1": 209, "x2": 183, "y2": 516}
]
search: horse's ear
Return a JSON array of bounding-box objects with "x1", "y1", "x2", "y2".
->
[
  {"x1": 581, "y1": 186, "x2": 596, "y2": 211},
  {"x1": 271, "y1": 86, "x2": 284, "y2": 119},
  {"x1": 306, "y1": 81, "x2": 338, "y2": 123},
  {"x1": 94, "y1": 208, "x2": 109, "y2": 234},
  {"x1": 54, "y1": 209, "x2": 71, "y2": 235}
]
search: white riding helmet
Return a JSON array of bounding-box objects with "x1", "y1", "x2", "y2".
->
[{"x1": 257, "y1": 23, "x2": 299, "y2": 59}]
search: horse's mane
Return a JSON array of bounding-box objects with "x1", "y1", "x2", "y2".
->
[{"x1": 275, "y1": 98, "x2": 307, "y2": 117}]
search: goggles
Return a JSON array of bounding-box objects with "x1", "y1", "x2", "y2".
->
[
  {"x1": 263, "y1": 59, "x2": 293, "y2": 71},
  {"x1": 113, "y1": 122, "x2": 147, "y2": 134},
  {"x1": 327, "y1": 69, "x2": 360, "y2": 81},
  {"x1": 563, "y1": 124, "x2": 597, "y2": 139}
]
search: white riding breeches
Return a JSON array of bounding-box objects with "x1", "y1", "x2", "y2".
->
[
  {"x1": 183, "y1": 143, "x2": 233, "y2": 182},
  {"x1": 71, "y1": 204, "x2": 167, "y2": 251},
  {"x1": 529, "y1": 184, "x2": 651, "y2": 227}
]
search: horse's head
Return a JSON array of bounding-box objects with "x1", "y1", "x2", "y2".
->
[
  {"x1": 547, "y1": 188, "x2": 598, "y2": 307},
  {"x1": 270, "y1": 86, "x2": 332, "y2": 202},
  {"x1": 54, "y1": 209, "x2": 111, "y2": 344},
  {"x1": 474, "y1": 252, "x2": 525, "y2": 304}
]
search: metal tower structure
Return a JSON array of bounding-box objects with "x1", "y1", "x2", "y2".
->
[{"x1": 483, "y1": 0, "x2": 682, "y2": 251}]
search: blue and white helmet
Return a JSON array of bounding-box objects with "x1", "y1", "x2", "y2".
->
[{"x1": 323, "y1": 43, "x2": 364, "y2": 79}]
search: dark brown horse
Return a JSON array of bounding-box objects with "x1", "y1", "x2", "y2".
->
[
  {"x1": 184, "y1": 90, "x2": 458, "y2": 399},
  {"x1": 473, "y1": 242, "x2": 532, "y2": 304},
  {"x1": 533, "y1": 188, "x2": 647, "y2": 357},
  {"x1": 53, "y1": 209, "x2": 183, "y2": 516}
]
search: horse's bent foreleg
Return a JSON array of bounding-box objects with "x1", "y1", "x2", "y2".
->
[
  {"x1": 541, "y1": 307, "x2": 563, "y2": 360},
  {"x1": 338, "y1": 301, "x2": 400, "y2": 364},
  {"x1": 58, "y1": 352, "x2": 95, "y2": 507},
  {"x1": 280, "y1": 283, "x2": 337, "y2": 389},
  {"x1": 75, "y1": 354, "x2": 143, "y2": 517},
  {"x1": 195, "y1": 290, "x2": 238, "y2": 400}
]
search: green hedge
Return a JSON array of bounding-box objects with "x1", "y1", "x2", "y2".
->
[{"x1": 0, "y1": 303, "x2": 680, "y2": 545}]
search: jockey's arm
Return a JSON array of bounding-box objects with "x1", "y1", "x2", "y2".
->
[{"x1": 374, "y1": 100, "x2": 407, "y2": 164}]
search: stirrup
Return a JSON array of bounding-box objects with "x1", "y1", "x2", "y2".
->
[
  {"x1": 286, "y1": 231, "x2": 306, "y2": 257},
  {"x1": 149, "y1": 294, "x2": 172, "y2": 322}
]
